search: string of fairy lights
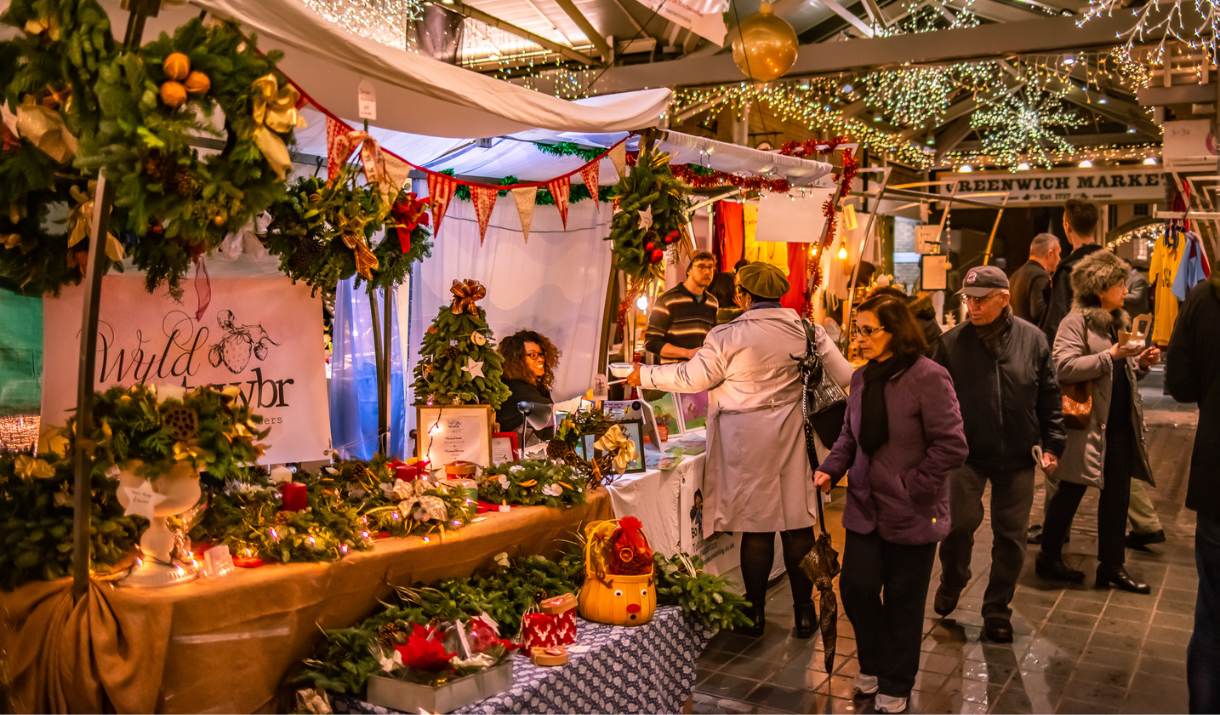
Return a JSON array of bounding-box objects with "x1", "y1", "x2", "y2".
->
[
  {"x1": 969, "y1": 89, "x2": 1084, "y2": 169},
  {"x1": 1080, "y1": 0, "x2": 1220, "y2": 66},
  {"x1": 299, "y1": 0, "x2": 424, "y2": 49},
  {"x1": 943, "y1": 142, "x2": 1162, "y2": 170}
]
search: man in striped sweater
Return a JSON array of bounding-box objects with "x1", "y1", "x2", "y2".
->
[{"x1": 644, "y1": 251, "x2": 719, "y2": 364}]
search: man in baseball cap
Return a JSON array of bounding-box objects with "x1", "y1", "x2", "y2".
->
[{"x1": 932, "y1": 263, "x2": 1066, "y2": 643}]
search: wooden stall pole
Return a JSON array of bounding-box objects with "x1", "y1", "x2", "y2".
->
[
  {"x1": 73, "y1": 0, "x2": 162, "y2": 603},
  {"x1": 381, "y1": 286, "x2": 393, "y2": 455},
  {"x1": 369, "y1": 291, "x2": 387, "y2": 453},
  {"x1": 982, "y1": 193, "x2": 1010, "y2": 266}
]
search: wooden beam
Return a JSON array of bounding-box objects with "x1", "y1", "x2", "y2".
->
[
  {"x1": 551, "y1": 0, "x2": 614, "y2": 61},
  {"x1": 450, "y1": 1, "x2": 598, "y2": 65},
  {"x1": 594, "y1": 13, "x2": 1144, "y2": 92},
  {"x1": 819, "y1": 0, "x2": 876, "y2": 37},
  {"x1": 935, "y1": 115, "x2": 978, "y2": 162}
]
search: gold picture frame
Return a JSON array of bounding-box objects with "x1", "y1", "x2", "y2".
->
[{"x1": 416, "y1": 405, "x2": 495, "y2": 473}]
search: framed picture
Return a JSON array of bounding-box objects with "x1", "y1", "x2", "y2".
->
[
  {"x1": 491, "y1": 432, "x2": 519, "y2": 465},
  {"x1": 604, "y1": 399, "x2": 661, "y2": 449},
  {"x1": 599, "y1": 419, "x2": 646, "y2": 474},
  {"x1": 576, "y1": 434, "x2": 597, "y2": 461},
  {"x1": 920, "y1": 254, "x2": 948, "y2": 291},
  {"x1": 416, "y1": 405, "x2": 494, "y2": 472},
  {"x1": 676, "y1": 391, "x2": 709, "y2": 431},
  {"x1": 648, "y1": 393, "x2": 684, "y2": 437}
]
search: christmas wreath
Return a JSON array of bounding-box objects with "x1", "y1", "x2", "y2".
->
[
  {"x1": 262, "y1": 167, "x2": 433, "y2": 297},
  {"x1": 605, "y1": 148, "x2": 691, "y2": 284},
  {"x1": 0, "y1": 450, "x2": 141, "y2": 590},
  {"x1": 0, "y1": 0, "x2": 122, "y2": 294},
  {"x1": 78, "y1": 17, "x2": 301, "y2": 294}
]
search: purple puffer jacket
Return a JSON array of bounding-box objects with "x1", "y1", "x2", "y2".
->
[{"x1": 819, "y1": 356, "x2": 968, "y2": 545}]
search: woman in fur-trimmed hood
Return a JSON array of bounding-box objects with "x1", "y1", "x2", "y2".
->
[{"x1": 1036, "y1": 249, "x2": 1162, "y2": 594}]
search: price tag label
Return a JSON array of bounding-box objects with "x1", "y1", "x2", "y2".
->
[{"x1": 358, "y1": 80, "x2": 377, "y2": 120}]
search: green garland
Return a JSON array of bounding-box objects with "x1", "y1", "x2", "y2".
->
[
  {"x1": 64, "y1": 384, "x2": 270, "y2": 483},
  {"x1": 479, "y1": 460, "x2": 587, "y2": 508},
  {"x1": 262, "y1": 168, "x2": 433, "y2": 297},
  {"x1": 297, "y1": 551, "x2": 586, "y2": 695},
  {"x1": 606, "y1": 148, "x2": 691, "y2": 284},
  {"x1": 446, "y1": 171, "x2": 614, "y2": 205},
  {"x1": 531, "y1": 141, "x2": 605, "y2": 163},
  {"x1": 0, "y1": 451, "x2": 140, "y2": 591}
]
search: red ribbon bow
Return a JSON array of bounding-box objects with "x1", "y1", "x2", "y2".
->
[
  {"x1": 450, "y1": 279, "x2": 487, "y2": 316},
  {"x1": 391, "y1": 192, "x2": 430, "y2": 254},
  {"x1": 615, "y1": 516, "x2": 650, "y2": 560}
]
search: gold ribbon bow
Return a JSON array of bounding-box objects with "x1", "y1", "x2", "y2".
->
[
  {"x1": 65, "y1": 181, "x2": 124, "y2": 261},
  {"x1": 15, "y1": 454, "x2": 55, "y2": 480},
  {"x1": 333, "y1": 208, "x2": 380, "y2": 280},
  {"x1": 594, "y1": 424, "x2": 637, "y2": 474},
  {"x1": 251, "y1": 74, "x2": 306, "y2": 180},
  {"x1": 450, "y1": 279, "x2": 487, "y2": 316},
  {"x1": 15, "y1": 94, "x2": 76, "y2": 164}
]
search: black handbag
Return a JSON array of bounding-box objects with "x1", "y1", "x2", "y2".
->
[{"x1": 794, "y1": 320, "x2": 848, "y2": 450}]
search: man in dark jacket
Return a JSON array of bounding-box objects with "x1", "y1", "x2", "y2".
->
[
  {"x1": 932, "y1": 265, "x2": 1066, "y2": 643},
  {"x1": 1010, "y1": 232, "x2": 1061, "y2": 326},
  {"x1": 1042, "y1": 199, "x2": 1103, "y2": 345},
  {"x1": 1165, "y1": 276, "x2": 1220, "y2": 713}
]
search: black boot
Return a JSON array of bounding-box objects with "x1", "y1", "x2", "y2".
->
[
  {"x1": 794, "y1": 603, "x2": 816, "y2": 639},
  {"x1": 1035, "y1": 554, "x2": 1085, "y2": 582},
  {"x1": 1096, "y1": 564, "x2": 1151, "y2": 594},
  {"x1": 738, "y1": 604, "x2": 765, "y2": 638}
]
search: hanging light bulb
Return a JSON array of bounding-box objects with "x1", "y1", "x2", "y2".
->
[
  {"x1": 636, "y1": 295, "x2": 649, "y2": 311},
  {"x1": 1078, "y1": 159, "x2": 1094, "y2": 168},
  {"x1": 838, "y1": 246, "x2": 848, "y2": 260},
  {"x1": 958, "y1": 164, "x2": 973, "y2": 173},
  {"x1": 1143, "y1": 156, "x2": 1158, "y2": 165},
  {"x1": 1017, "y1": 162, "x2": 1031, "y2": 171}
]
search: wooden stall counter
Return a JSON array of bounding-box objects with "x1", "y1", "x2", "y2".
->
[{"x1": 0, "y1": 491, "x2": 612, "y2": 714}]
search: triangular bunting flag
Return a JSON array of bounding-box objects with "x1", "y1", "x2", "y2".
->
[
  {"x1": 360, "y1": 139, "x2": 392, "y2": 202},
  {"x1": 384, "y1": 154, "x2": 413, "y2": 195},
  {"x1": 326, "y1": 116, "x2": 357, "y2": 181},
  {"x1": 511, "y1": 187, "x2": 536, "y2": 243},
  {"x1": 608, "y1": 142, "x2": 628, "y2": 181},
  {"x1": 471, "y1": 185, "x2": 498, "y2": 245},
  {"x1": 548, "y1": 177, "x2": 571, "y2": 230},
  {"x1": 427, "y1": 172, "x2": 458, "y2": 235},
  {"x1": 579, "y1": 161, "x2": 600, "y2": 214}
]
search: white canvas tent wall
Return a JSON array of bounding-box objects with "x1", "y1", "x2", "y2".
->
[{"x1": 90, "y1": 0, "x2": 671, "y2": 138}]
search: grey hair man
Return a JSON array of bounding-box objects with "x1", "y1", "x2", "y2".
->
[
  {"x1": 932, "y1": 265, "x2": 1067, "y2": 643},
  {"x1": 1010, "y1": 233, "x2": 1062, "y2": 327}
]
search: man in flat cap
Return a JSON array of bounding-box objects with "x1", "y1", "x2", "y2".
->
[
  {"x1": 930, "y1": 265, "x2": 1066, "y2": 643},
  {"x1": 628, "y1": 262, "x2": 853, "y2": 639}
]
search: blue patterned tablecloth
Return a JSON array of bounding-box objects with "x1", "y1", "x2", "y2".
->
[{"x1": 334, "y1": 606, "x2": 714, "y2": 714}]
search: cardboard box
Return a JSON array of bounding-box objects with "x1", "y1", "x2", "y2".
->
[{"x1": 365, "y1": 661, "x2": 513, "y2": 713}]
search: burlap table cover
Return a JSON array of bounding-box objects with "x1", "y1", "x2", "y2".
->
[{"x1": 0, "y1": 491, "x2": 612, "y2": 714}]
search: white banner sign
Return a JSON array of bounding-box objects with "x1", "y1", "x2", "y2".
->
[
  {"x1": 42, "y1": 275, "x2": 331, "y2": 464},
  {"x1": 940, "y1": 166, "x2": 1164, "y2": 206}
]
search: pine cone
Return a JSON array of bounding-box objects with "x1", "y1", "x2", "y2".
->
[
  {"x1": 171, "y1": 168, "x2": 198, "y2": 197},
  {"x1": 446, "y1": 345, "x2": 459, "y2": 360},
  {"x1": 142, "y1": 151, "x2": 176, "y2": 184}
]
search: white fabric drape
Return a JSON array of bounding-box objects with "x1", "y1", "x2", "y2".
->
[{"x1": 410, "y1": 197, "x2": 613, "y2": 410}]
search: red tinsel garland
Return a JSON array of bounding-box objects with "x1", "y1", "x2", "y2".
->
[{"x1": 670, "y1": 163, "x2": 791, "y2": 193}]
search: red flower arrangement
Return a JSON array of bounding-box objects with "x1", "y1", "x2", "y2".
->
[{"x1": 395, "y1": 624, "x2": 456, "y2": 673}]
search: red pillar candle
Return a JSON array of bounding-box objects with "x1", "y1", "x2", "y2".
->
[{"x1": 281, "y1": 482, "x2": 308, "y2": 512}]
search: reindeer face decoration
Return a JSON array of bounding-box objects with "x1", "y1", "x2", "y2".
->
[{"x1": 208, "y1": 310, "x2": 279, "y2": 374}]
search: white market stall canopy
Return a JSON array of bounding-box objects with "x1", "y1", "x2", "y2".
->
[
  {"x1": 292, "y1": 109, "x2": 836, "y2": 187},
  {"x1": 94, "y1": 0, "x2": 671, "y2": 138}
]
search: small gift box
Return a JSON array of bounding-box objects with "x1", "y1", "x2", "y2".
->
[{"x1": 521, "y1": 612, "x2": 560, "y2": 649}]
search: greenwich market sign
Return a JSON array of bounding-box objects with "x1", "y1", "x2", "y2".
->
[{"x1": 939, "y1": 166, "x2": 1164, "y2": 206}]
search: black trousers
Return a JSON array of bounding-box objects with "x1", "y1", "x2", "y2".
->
[
  {"x1": 1040, "y1": 423, "x2": 1134, "y2": 568},
  {"x1": 841, "y1": 529, "x2": 937, "y2": 698},
  {"x1": 740, "y1": 529, "x2": 816, "y2": 609}
]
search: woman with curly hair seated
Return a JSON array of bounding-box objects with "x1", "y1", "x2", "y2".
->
[{"x1": 496, "y1": 330, "x2": 560, "y2": 439}]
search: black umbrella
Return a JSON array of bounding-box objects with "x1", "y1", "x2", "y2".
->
[
  {"x1": 794, "y1": 334, "x2": 843, "y2": 674},
  {"x1": 800, "y1": 494, "x2": 840, "y2": 674}
]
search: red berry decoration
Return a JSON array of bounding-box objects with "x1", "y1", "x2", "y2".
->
[
  {"x1": 644, "y1": 242, "x2": 655, "y2": 251},
  {"x1": 650, "y1": 249, "x2": 664, "y2": 262}
]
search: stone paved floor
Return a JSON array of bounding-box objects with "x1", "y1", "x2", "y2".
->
[{"x1": 693, "y1": 368, "x2": 1199, "y2": 714}]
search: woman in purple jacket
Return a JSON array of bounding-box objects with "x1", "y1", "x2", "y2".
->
[{"x1": 815, "y1": 296, "x2": 968, "y2": 714}]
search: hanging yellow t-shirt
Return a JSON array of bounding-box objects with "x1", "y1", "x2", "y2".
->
[
  {"x1": 742, "y1": 204, "x2": 788, "y2": 273},
  {"x1": 1150, "y1": 233, "x2": 1183, "y2": 345}
]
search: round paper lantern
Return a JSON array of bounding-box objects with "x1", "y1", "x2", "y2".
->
[{"x1": 731, "y1": 2, "x2": 799, "y2": 82}]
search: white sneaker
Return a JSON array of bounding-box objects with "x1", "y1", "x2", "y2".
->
[
  {"x1": 875, "y1": 694, "x2": 909, "y2": 713},
  {"x1": 854, "y1": 673, "x2": 879, "y2": 696}
]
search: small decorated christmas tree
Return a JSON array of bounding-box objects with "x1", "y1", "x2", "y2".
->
[{"x1": 411, "y1": 279, "x2": 511, "y2": 409}]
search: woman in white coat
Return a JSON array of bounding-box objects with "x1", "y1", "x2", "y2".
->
[{"x1": 628, "y1": 262, "x2": 853, "y2": 638}]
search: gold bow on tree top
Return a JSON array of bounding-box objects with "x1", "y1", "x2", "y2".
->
[
  {"x1": 450, "y1": 279, "x2": 487, "y2": 316},
  {"x1": 14, "y1": 454, "x2": 55, "y2": 480},
  {"x1": 332, "y1": 204, "x2": 380, "y2": 281},
  {"x1": 251, "y1": 74, "x2": 306, "y2": 180},
  {"x1": 594, "y1": 424, "x2": 637, "y2": 474}
]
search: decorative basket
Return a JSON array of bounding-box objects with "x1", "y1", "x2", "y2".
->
[{"x1": 577, "y1": 519, "x2": 656, "y2": 626}]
